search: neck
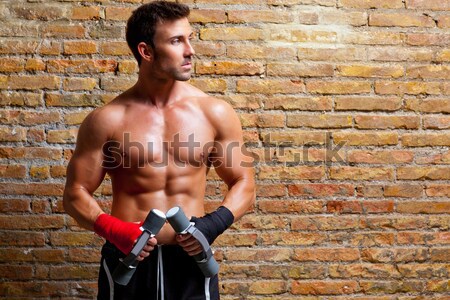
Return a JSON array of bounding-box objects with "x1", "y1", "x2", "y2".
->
[{"x1": 132, "y1": 69, "x2": 181, "y2": 107}]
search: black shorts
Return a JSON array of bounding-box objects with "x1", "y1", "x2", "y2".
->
[{"x1": 98, "y1": 241, "x2": 220, "y2": 300}]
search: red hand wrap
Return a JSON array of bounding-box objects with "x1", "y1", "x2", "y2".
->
[{"x1": 94, "y1": 214, "x2": 142, "y2": 255}]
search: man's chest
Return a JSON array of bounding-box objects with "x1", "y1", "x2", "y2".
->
[{"x1": 104, "y1": 105, "x2": 215, "y2": 169}]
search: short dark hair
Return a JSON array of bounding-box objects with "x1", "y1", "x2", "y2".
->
[{"x1": 126, "y1": 1, "x2": 190, "y2": 65}]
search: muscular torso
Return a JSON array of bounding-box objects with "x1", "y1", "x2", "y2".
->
[{"x1": 102, "y1": 93, "x2": 216, "y2": 244}]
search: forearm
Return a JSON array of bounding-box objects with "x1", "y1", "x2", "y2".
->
[
  {"x1": 63, "y1": 186, "x2": 104, "y2": 231},
  {"x1": 221, "y1": 177, "x2": 256, "y2": 222}
]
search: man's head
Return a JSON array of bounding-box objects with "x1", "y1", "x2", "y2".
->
[{"x1": 126, "y1": 1, "x2": 191, "y2": 66}]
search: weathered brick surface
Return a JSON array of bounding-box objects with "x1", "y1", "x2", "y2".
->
[{"x1": 0, "y1": 0, "x2": 448, "y2": 299}]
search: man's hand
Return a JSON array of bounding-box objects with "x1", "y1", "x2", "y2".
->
[
  {"x1": 176, "y1": 234, "x2": 203, "y2": 256},
  {"x1": 136, "y1": 237, "x2": 157, "y2": 261}
]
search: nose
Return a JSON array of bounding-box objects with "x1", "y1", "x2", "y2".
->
[{"x1": 185, "y1": 40, "x2": 195, "y2": 57}]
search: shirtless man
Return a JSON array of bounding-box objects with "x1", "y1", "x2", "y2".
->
[{"x1": 63, "y1": 1, "x2": 255, "y2": 299}]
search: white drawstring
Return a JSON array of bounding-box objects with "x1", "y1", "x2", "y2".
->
[{"x1": 156, "y1": 246, "x2": 164, "y2": 300}]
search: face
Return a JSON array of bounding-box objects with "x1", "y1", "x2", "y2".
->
[{"x1": 150, "y1": 18, "x2": 195, "y2": 81}]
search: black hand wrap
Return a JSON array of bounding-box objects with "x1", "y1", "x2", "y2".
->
[{"x1": 190, "y1": 206, "x2": 234, "y2": 245}]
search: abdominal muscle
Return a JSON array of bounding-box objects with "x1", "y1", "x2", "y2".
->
[{"x1": 107, "y1": 167, "x2": 208, "y2": 245}]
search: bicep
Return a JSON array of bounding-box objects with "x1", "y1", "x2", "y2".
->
[
  {"x1": 65, "y1": 114, "x2": 109, "y2": 195},
  {"x1": 209, "y1": 106, "x2": 254, "y2": 186}
]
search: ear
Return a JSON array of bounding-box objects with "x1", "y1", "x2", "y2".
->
[{"x1": 137, "y1": 42, "x2": 153, "y2": 63}]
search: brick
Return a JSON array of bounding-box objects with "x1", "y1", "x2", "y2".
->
[
  {"x1": 225, "y1": 248, "x2": 292, "y2": 262},
  {"x1": 7, "y1": 75, "x2": 60, "y2": 90},
  {"x1": 398, "y1": 232, "x2": 450, "y2": 245},
  {"x1": 2, "y1": 282, "x2": 73, "y2": 297},
  {"x1": 196, "y1": 61, "x2": 264, "y2": 76},
  {"x1": 348, "y1": 150, "x2": 414, "y2": 164},
  {"x1": 407, "y1": 65, "x2": 450, "y2": 80},
  {"x1": 0, "y1": 91, "x2": 42, "y2": 107},
  {"x1": 233, "y1": 215, "x2": 287, "y2": 230},
  {"x1": 407, "y1": 34, "x2": 450, "y2": 46},
  {"x1": 11, "y1": 4, "x2": 65, "y2": 21},
  {"x1": 288, "y1": 183, "x2": 354, "y2": 197},
  {"x1": 89, "y1": 23, "x2": 123, "y2": 39},
  {"x1": 0, "y1": 22, "x2": 39, "y2": 38},
  {"x1": 335, "y1": 96, "x2": 402, "y2": 111},
  {"x1": 333, "y1": 132, "x2": 398, "y2": 146},
  {"x1": 298, "y1": 47, "x2": 366, "y2": 61},
  {"x1": 306, "y1": 81, "x2": 371, "y2": 94},
  {"x1": 237, "y1": 79, "x2": 305, "y2": 94},
  {"x1": 42, "y1": 24, "x2": 86, "y2": 38},
  {"x1": 426, "y1": 184, "x2": 450, "y2": 197},
  {"x1": 228, "y1": 44, "x2": 296, "y2": 60},
  {"x1": 260, "y1": 232, "x2": 327, "y2": 246},
  {"x1": 298, "y1": 11, "x2": 319, "y2": 24},
  {"x1": 430, "y1": 248, "x2": 450, "y2": 262},
  {"x1": 100, "y1": 41, "x2": 132, "y2": 55},
  {"x1": 71, "y1": 6, "x2": 101, "y2": 20},
  {"x1": 402, "y1": 133, "x2": 450, "y2": 147},
  {"x1": 0, "y1": 183, "x2": 64, "y2": 196},
  {"x1": 369, "y1": 13, "x2": 435, "y2": 27},
  {"x1": 104, "y1": 6, "x2": 133, "y2": 20},
  {"x1": 50, "y1": 265, "x2": 98, "y2": 280},
  {"x1": 0, "y1": 58, "x2": 25, "y2": 72},
  {"x1": 46, "y1": 93, "x2": 103, "y2": 107},
  {"x1": 0, "y1": 265, "x2": 33, "y2": 280},
  {"x1": 189, "y1": 78, "x2": 227, "y2": 93},
  {"x1": 197, "y1": 0, "x2": 261, "y2": 4},
  {"x1": 291, "y1": 280, "x2": 359, "y2": 295},
  {"x1": 63, "y1": 41, "x2": 97, "y2": 55},
  {"x1": 320, "y1": 11, "x2": 367, "y2": 26},
  {"x1": 239, "y1": 113, "x2": 285, "y2": 128},
  {"x1": 191, "y1": 41, "x2": 225, "y2": 57},
  {"x1": 20, "y1": 111, "x2": 60, "y2": 125},
  {"x1": 293, "y1": 248, "x2": 359, "y2": 262},
  {"x1": 262, "y1": 130, "x2": 326, "y2": 145},
  {"x1": 38, "y1": 40, "x2": 61, "y2": 55},
  {"x1": 405, "y1": 98, "x2": 450, "y2": 113},
  {"x1": 47, "y1": 129, "x2": 78, "y2": 143},
  {"x1": 384, "y1": 184, "x2": 423, "y2": 198},
  {"x1": 0, "y1": 164, "x2": 26, "y2": 178},
  {"x1": 291, "y1": 216, "x2": 359, "y2": 231},
  {"x1": 423, "y1": 116, "x2": 450, "y2": 129},
  {"x1": 47, "y1": 59, "x2": 117, "y2": 73},
  {"x1": 68, "y1": 248, "x2": 101, "y2": 263},
  {"x1": 33, "y1": 249, "x2": 66, "y2": 263},
  {"x1": 397, "y1": 167, "x2": 450, "y2": 180},
  {"x1": 337, "y1": 64, "x2": 404, "y2": 78},
  {"x1": 330, "y1": 167, "x2": 394, "y2": 181},
  {"x1": 258, "y1": 199, "x2": 324, "y2": 213},
  {"x1": 264, "y1": 96, "x2": 332, "y2": 111},
  {"x1": 25, "y1": 58, "x2": 46, "y2": 72},
  {"x1": 406, "y1": 0, "x2": 450, "y2": 10},
  {"x1": 0, "y1": 199, "x2": 30, "y2": 212},
  {"x1": 0, "y1": 215, "x2": 64, "y2": 230},
  {"x1": 50, "y1": 165, "x2": 66, "y2": 178},
  {"x1": 415, "y1": 150, "x2": 450, "y2": 165},
  {"x1": 375, "y1": 81, "x2": 442, "y2": 95},
  {"x1": 249, "y1": 281, "x2": 287, "y2": 294},
  {"x1": 64, "y1": 110, "x2": 91, "y2": 125},
  {"x1": 259, "y1": 166, "x2": 325, "y2": 180},
  {"x1": 30, "y1": 165, "x2": 50, "y2": 179},
  {"x1": 287, "y1": 114, "x2": 352, "y2": 128},
  {"x1": 0, "y1": 231, "x2": 45, "y2": 246},
  {"x1": 355, "y1": 115, "x2": 420, "y2": 129},
  {"x1": 0, "y1": 39, "x2": 39, "y2": 54},
  {"x1": 0, "y1": 126, "x2": 27, "y2": 142},
  {"x1": 437, "y1": 15, "x2": 450, "y2": 28},
  {"x1": 118, "y1": 60, "x2": 138, "y2": 74},
  {"x1": 342, "y1": 32, "x2": 404, "y2": 45},
  {"x1": 368, "y1": 47, "x2": 433, "y2": 62},
  {"x1": 228, "y1": 10, "x2": 293, "y2": 24},
  {"x1": 200, "y1": 27, "x2": 263, "y2": 41},
  {"x1": 397, "y1": 201, "x2": 450, "y2": 214},
  {"x1": 100, "y1": 75, "x2": 137, "y2": 92},
  {"x1": 436, "y1": 49, "x2": 450, "y2": 62},
  {"x1": 27, "y1": 128, "x2": 45, "y2": 143},
  {"x1": 267, "y1": 62, "x2": 334, "y2": 77},
  {"x1": 63, "y1": 77, "x2": 97, "y2": 91},
  {"x1": 269, "y1": 0, "x2": 336, "y2": 6},
  {"x1": 50, "y1": 232, "x2": 102, "y2": 247},
  {"x1": 339, "y1": 0, "x2": 404, "y2": 8},
  {"x1": 189, "y1": 9, "x2": 226, "y2": 24}
]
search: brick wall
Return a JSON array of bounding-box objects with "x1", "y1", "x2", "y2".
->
[{"x1": 1, "y1": 0, "x2": 449, "y2": 298}]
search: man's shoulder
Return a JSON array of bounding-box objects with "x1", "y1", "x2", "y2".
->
[{"x1": 80, "y1": 100, "x2": 126, "y2": 137}]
